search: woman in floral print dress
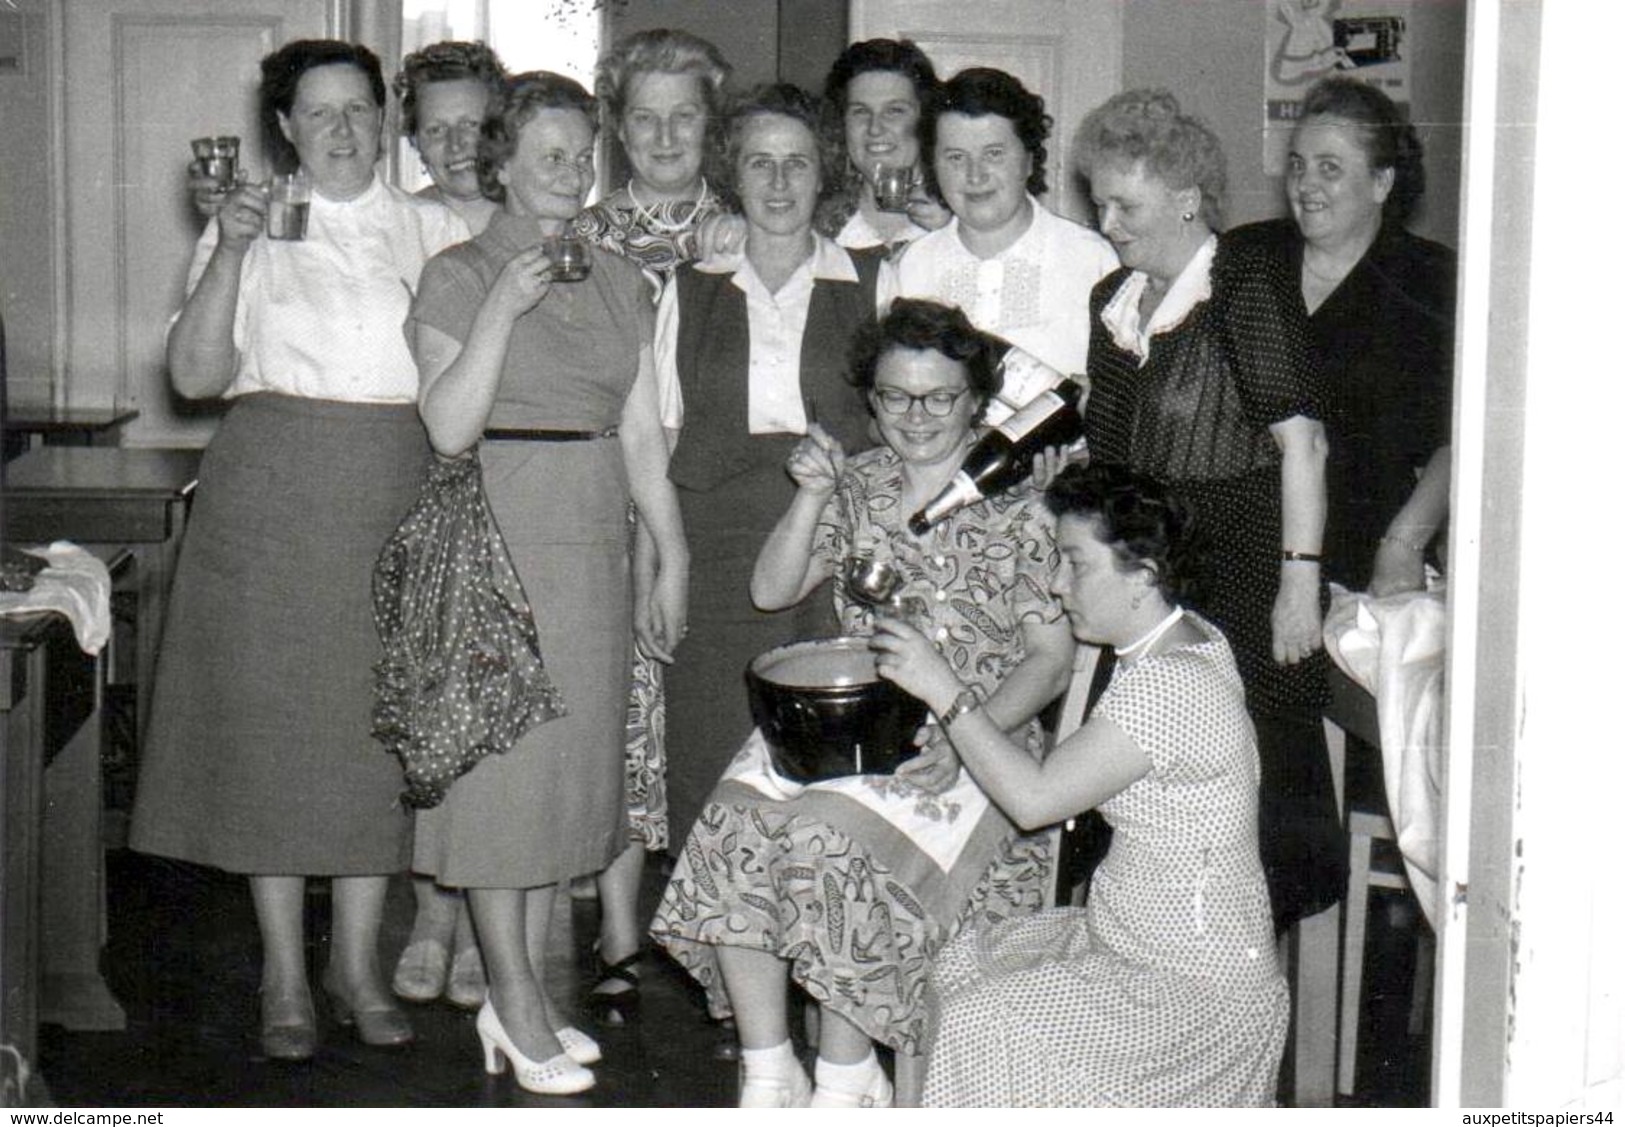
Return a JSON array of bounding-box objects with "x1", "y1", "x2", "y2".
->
[{"x1": 651, "y1": 299, "x2": 1074, "y2": 1107}]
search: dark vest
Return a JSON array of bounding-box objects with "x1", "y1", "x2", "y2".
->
[{"x1": 666, "y1": 247, "x2": 882, "y2": 492}]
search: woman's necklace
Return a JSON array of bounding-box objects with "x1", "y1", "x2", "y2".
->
[
  {"x1": 626, "y1": 177, "x2": 710, "y2": 235},
  {"x1": 1116, "y1": 606, "x2": 1183, "y2": 661}
]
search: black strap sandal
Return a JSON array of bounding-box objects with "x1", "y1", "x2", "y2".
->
[{"x1": 586, "y1": 947, "x2": 642, "y2": 1025}]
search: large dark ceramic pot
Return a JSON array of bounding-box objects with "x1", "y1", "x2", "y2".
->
[{"x1": 746, "y1": 636, "x2": 929, "y2": 783}]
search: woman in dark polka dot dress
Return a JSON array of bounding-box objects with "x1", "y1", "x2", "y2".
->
[
  {"x1": 873, "y1": 464, "x2": 1289, "y2": 1106},
  {"x1": 1073, "y1": 90, "x2": 1343, "y2": 933}
]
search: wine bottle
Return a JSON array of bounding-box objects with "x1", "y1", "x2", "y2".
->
[{"x1": 907, "y1": 377, "x2": 1086, "y2": 535}]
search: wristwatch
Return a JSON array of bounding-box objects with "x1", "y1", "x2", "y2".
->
[{"x1": 939, "y1": 687, "x2": 982, "y2": 728}]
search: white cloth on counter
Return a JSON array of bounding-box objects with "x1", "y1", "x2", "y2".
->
[
  {"x1": 0, "y1": 542, "x2": 113, "y2": 654},
  {"x1": 180, "y1": 173, "x2": 469, "y2": 404},
  {"x1": 1322, "y1": 586, "x2": 1447, "y2": 927}
]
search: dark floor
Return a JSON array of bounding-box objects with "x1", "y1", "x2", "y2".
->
[{"x1": 32, "y1": 844, "x2": 1431, "y2": 1108}]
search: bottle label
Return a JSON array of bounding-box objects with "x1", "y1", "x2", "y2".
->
[
  {"x1": 994, "y1": 387, "x2": 1067, "y2": 443},
  {"x1": 987, "y1": 347, "x2": 1064, "y2": 427}
]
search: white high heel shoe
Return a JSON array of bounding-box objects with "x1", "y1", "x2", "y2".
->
[
  {"x1": 476, "y1": 1002, "x2": 595, "y2": 1095},
  {"x1": 555, "y1": 1025, "x2": 602, "y2": 1066}
]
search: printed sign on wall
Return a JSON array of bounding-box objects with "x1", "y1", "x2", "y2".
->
[{"x1": 1264, "y1": 0, "x2": 1412, "y2": 174}]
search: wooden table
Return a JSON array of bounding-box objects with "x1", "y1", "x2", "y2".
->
[
  {"x1": 3, "y1": 407, "x2": 140, "y2": 460},
  {"x1": 1, "y1": 608, "x2": 121, "y2": 1065},
  {"x1": 3, "y1": 447, "x2": 201, "y2": 737}
]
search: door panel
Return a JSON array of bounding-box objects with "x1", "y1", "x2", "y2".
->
[
  {"x1": 63, "y1": 0, "x2": 331, "y2": 447},
  {"x1": 849, "y1": 0, "x2": 1122, "y2": 222}
]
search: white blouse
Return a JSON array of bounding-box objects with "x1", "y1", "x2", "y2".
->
[
  {"x1": 1098, "y1": 235, "x2": 1218, "y2": 365},
  {"x1": 886, "y1": 198, "x2": 1118, "y2": 422},
  {"x1": 181, "y1": 175, "x2": 469, "y2": 404},
  {"x1": 653, "y1": 235, "x2": 860, "y2": 434}
]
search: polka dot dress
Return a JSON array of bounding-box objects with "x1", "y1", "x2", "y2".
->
[
  {"x1": 1083, "y1": 231, "x2": 1329, "y2": 714},
  {"x1": 922, "y1": 615, "x2": 1290, "y2": 1107}
]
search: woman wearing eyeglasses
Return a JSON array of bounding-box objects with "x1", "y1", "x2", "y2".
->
[{"x1": 652, "y1": 298, "x2": 1074, "y2": 1107}]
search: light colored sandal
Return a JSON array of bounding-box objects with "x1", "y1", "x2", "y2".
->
[{"x1": 390, "y1": 937, "x2": 450, "y2": 1003}]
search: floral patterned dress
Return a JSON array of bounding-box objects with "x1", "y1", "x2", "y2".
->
[
  {"x1": 650, "y1": 446, "x2": 1064, "y2": 1054},
  {"x1": 573, "y1": 189, "x2": 725, "y2": 851}
]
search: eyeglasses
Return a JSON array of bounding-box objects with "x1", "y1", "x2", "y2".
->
[{"x1": 870, "y1": 387, "x2": 971, "y2": 417}]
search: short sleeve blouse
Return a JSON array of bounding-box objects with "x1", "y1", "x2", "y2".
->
[
  {"x1": 1084, "y1": 231, "x2": 1323, "y2": 483},
  {"x1": 184, "y1": 175, "x2": 469, "y2": 403},
  {"x1": 408, "y1": 210, "x2": 654, "y2": 431}
]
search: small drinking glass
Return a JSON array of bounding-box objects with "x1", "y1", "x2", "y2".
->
[
  {"x1": 872, "y1": 165, "x2": 914, "y2": 213},
  {"x1": 542, "y1": 233, "x2": 590, "y2": 282},
  {"x1": 267, "y1": 172, "x2": 311, "y2": 241},
  {"x1": 191, "y1": 135, "x2": 241, "y2": 193}
]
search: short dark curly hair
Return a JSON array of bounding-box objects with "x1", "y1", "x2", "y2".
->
[
  {"x1": 1074, "y1": 88, "x2": 1228, "y2": 230},
  {"x1": 823, "y1": 38, "x2": 939, "y2": 114},
  {"x1": 848, "y1": 298, "x2": 1001, "y2": 411},
  {"x1": 924, "y1": 67, "x2": 1050, "y2": 197},
  {"x1": 1045, "y1": 463, "x2": 1206, "y2": 603},
  {"x1": 718, "y1": 83, "x2": 838, "y2": 208},
  {"x1": 1297, "y1": 76, "x2": 1427, "y2": 226},
  {"x1": 476, "y1": 71, "x2": 598, "y2": 204},
  {"x1": 259, "y1": 40, "x2": 386, "y2": 175},
  {"x1": 393, "y1": 40, "x2": 507, "y2": 141}
]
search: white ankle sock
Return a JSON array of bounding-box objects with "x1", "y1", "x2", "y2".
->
[
  {"x1": 741, "y1": 1040, "x2": 800, "y2": 1079},
  {"x1": 814, "y1": 1050, "x2": 882, "y2": 1093}
]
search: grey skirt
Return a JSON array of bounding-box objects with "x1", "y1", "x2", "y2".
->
[{"x1": 130, "y1": 393, "x2": 428, "y2": 875}]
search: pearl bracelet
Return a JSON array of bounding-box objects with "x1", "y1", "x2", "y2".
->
[{"x1": 1380, "y1": 533, "x2": 1428, "y2": 554}]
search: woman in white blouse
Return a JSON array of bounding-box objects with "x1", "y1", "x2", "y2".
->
[
  {"x1": 656, "y1": 84, "x2": 886, "y2": 869},
  {"x1": 890, "y1": 67, "x2": 1118, "y2": 422},
  {"x1": 129, "y1": 40, "x2": 468, "y2": 1062}
]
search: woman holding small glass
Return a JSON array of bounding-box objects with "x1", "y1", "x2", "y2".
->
[
  {"x1": 653, "y1": 298, "x2": 1073, "y2": 1107},
  {"x1": 408, "y1": 72, "x2": 688, "y2": 1095},
  {"x1": 816, "y1": 38, "x2": 950, "y2": 251},
  {"x1": 132, "y1": 39, "x2": 469, "y2": 1062}
]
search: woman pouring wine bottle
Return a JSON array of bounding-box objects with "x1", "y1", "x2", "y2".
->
[{"x1": 652, "y1": 298, "x2": 1074, "y2": 1108}]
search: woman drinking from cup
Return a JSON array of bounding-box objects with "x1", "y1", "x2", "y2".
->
[
  {"x1": 131, "y1": 39, "x2": 469, "y2": 1061},
  {"x1": 890, "y1": 67, "x2": 1118, "y2": 422},
  {"x1": 816, "y1": 38, "x2": 950, "y2": 251},
  {"x1": 653, "y1": 298, "x2": 1074, "y2": 1108},
  {"x1": 872, "y1": 463, "x2": 1290, "y2": 1106},
  {"x1": 1074, "y1": 89, "x2": 1340, "y2": 933},
  {"x1": 567, "y1": 27, "x2": 733, "y2": 1022},
  {"x1": 656, "y1": 84, "x2": 885, "y2": 870},
  {"x1": 407, "y1": 71, "x2": 688, "y2": 1096}
]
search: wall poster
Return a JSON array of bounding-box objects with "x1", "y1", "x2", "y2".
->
[{"x1": 1264, "y1": 0, "x2": 1412, "y2": 175}]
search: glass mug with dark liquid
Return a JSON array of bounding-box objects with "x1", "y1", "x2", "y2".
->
[{"x1": 267, "y1": 172, "x2": 311, "y2": 241}]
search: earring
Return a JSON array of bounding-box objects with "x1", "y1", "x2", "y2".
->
[{"x1": 1181, "y1": 211, "x2": 1195, "y2": 223}]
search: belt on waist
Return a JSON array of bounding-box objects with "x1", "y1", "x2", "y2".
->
[{"x1": 482, "y1": 426, "x2": 619, "y2": 442}]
